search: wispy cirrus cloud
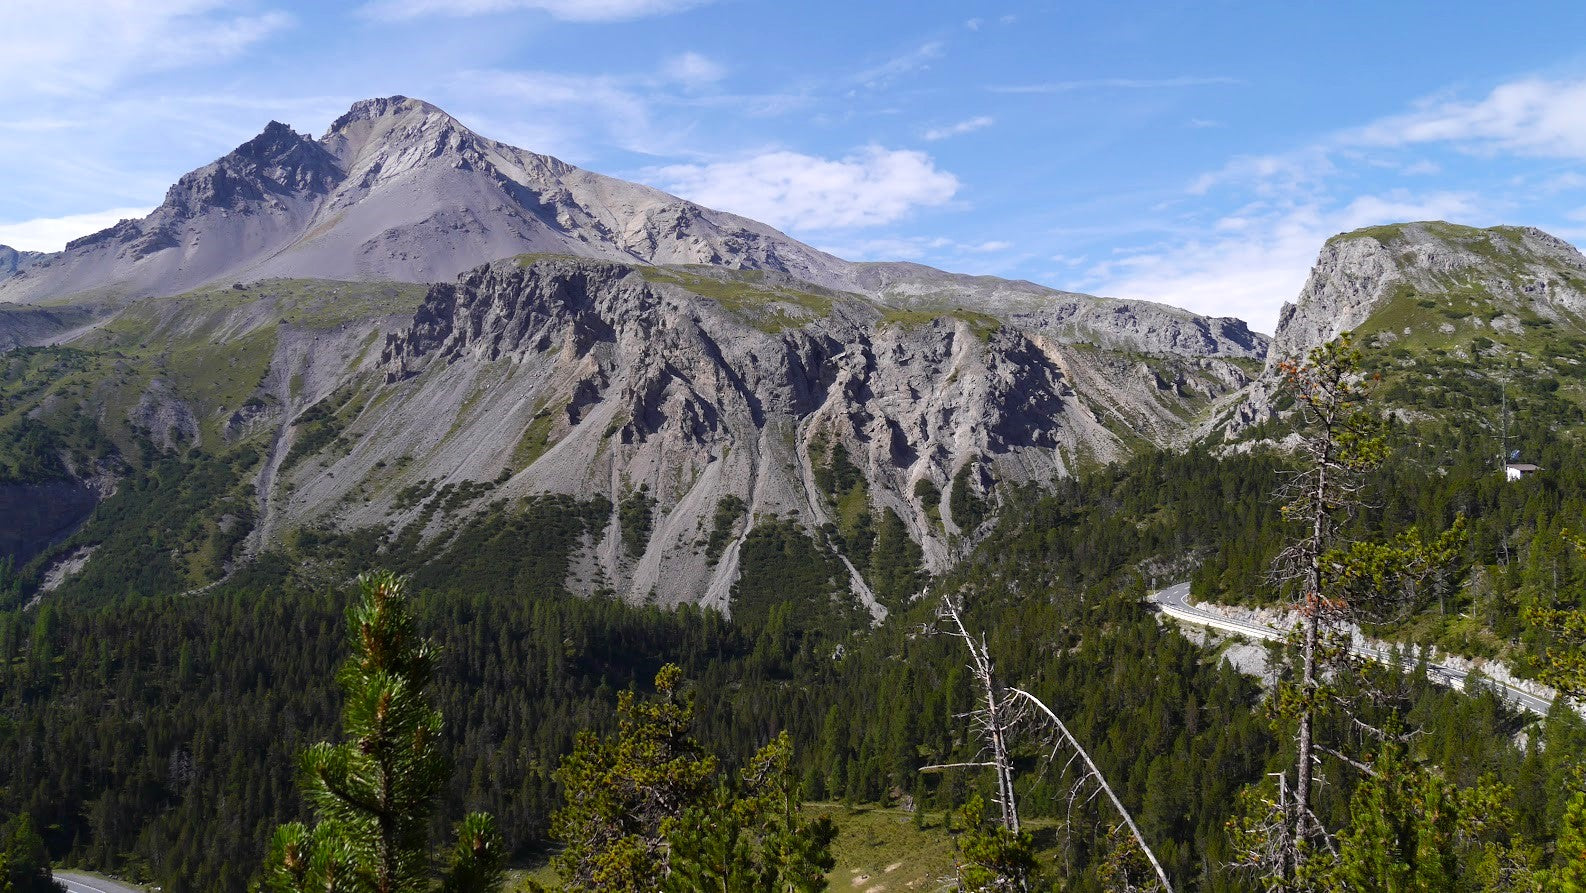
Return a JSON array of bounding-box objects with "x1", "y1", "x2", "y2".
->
[
  {"x1": 1191, "y1": 75, "x2": 1586, "y2": 201},
  {"x1": 815, "y1": 235, "x2": 1015, "y2": 267},
  {"x1": 924, "y1": 115, "x2": 994, "y2": 141},
  {"x1": 455, "y1": 69, "x2": 661, "y2": 157},
  {"x1": 989, "y1": 76, "x2": 1240, "y2": 94},
  {"x1": 1096, "y1": 74, "x2": 1586, "y2": 331},
  {"x1": 853, "y1": 41, "x2": 946, "y2": 90},
  {"x1": 649, "y1": 146, "x2": 960, "y2": 231},
  {"x1": 662, "y1": 51, "x2": 726, "y2": 87},
  {"x1": 359, "y1": 0, "x2": 712, "y2": 22},
  {"x1": 1, "y1": 1, "x2": 293, "y2": 95}
]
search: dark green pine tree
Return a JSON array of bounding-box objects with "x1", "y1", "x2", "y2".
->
[
  {"x1": 952, "y1": 795, "x2": 1037, "y2": 893},
  {"x1": 261, "y1": 571, "x2": 505, "y2": 893},
  {"x1": 1549, "y1": 794, "x2": 1586, "y2": 892},
  {"x1": 549, "y1": 664, "x2": 718, "y2": 892},
  {"x1": 663, "y1": 732, "x2": 837, "y2": 892},
  {"x1": 1, "y1": 814, "x2": 64, "y2": 893},
  {"x1": 1313, "y1": 727, "x2": 1531, "y2": 893}
]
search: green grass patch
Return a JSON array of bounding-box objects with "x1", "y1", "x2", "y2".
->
[
  {"x1": 638, "y1": 266, "x2": 836, "y2": 333},
  {"x1": 878, "y1": 307, "x2": 1002, "y2": 342},
  {"x1": 505, "y1": 804, "x2": 1065, "y2": 892},
  {"x1": 511, "y1": 402, "x2": 562, "y2": 470}
]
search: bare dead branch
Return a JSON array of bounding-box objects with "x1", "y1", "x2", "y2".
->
[{"x1": 1007, "y1": 687, "x2": 1175, "y2": 893}]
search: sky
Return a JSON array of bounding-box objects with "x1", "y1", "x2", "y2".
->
[{"x1": 4, "y1": 1, "x2": 1586, "y2": 333}]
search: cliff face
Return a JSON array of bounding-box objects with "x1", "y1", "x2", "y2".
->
[
  {"x1": 1269, "y1": 222, "x2": 1586, "y2": 365},
  {"x1": 248, "y1": 257, "x2": 1261, "y2": 608},
  {"x1": 1213, "y1": 221, "x2": 1586, "y2": 437}
]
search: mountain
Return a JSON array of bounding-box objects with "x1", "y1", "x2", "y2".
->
[
  {"x1": 1270, "y1": 221, "x2": 1586, "y2": 362},
  {"x1": 0, "y1": 244, "x2": 46, "y2": 276},
  {"x1": 0, "y1": 96, "x2": 860, "y2": 304},
  {"x1": 0, "y1": 95, "x2": 1263, "y2": 357},
  {"x1": 0, "y1": 96, "x2": 1271, "y2": 609},
  {"x1": 1213, "y1": 220, "x2": 1586, "y2": 436}
]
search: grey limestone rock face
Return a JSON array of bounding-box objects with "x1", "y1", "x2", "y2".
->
[
  {"x1": 248, "y1": 255, "x2": 1263, "y2": 607},
  {"x1": 1212, "y1": 221, "x2": 1586, "y2": 440},
  {"x1": 1268, "y1": 222, "x2": 1586, "y2": 365},
  {"x1": 129, "y1": 379, "x2": 201, "y2": 452}
]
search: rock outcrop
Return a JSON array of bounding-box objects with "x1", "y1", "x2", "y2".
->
[
  {"x1": 0, "y1": 245, "x2": 46, "y2": 278},
  {"x1": 1269, "y1": 222, "x2": 1586, "y2": 364},
  {"x1": 253, "y1": 256, "x2": 1262, "y2": 607},
  {"x1": 1213, "y1": 221, "x2": 1586, "y2": 437}
]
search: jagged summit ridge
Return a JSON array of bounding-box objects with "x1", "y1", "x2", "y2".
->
[
  {"x1": 0, "y1": 95, "x2": 1268, "y2": 366},
  {"x1": 160, "y1": 120, "x2": 342, "y2": 219},
  {"x1": 0, "y1": 94, "x2": 858, "y2": 303},
  {"x1": 251, "y1": 254, "x2": 1260, "y2": 605}
]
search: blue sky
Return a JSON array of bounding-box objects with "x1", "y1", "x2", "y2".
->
[{"x1": 4, "y1": 1, "x2": 1586, "y2": 332}]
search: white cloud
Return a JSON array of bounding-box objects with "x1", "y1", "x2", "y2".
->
[
  {"x1": 459, "y1": 69, "x2": 663, "y2": 157},
  {"x1": 924, "y1": 116, "x2": 994, "y2": 141},
  {"x1": 1155, "y1": 73, "x2": 1586, "y2": 331},
  {"x1": 650, "y1": 147, "x2": 960, "y2": 231},
  {"x1": 853, "y1": 42, "x2": 945, "y2": 90},
  {"x1": 1541, "y1": 171, "x2": 1586, "y2": 193},
  {"x1": 817, "y1": 236, "x2": 953, "y2": 261},
  {"x1": 1351, "y1": 77, "x2": 1586, "y2": 158},
  {"x1": 0, "y1": 207, "x2": 155, "y2": 253},
  {"x1": 990, "y1": 76, "x2": 1239, "y2": 94},
  {"x1": 1084, "y1": 191, "x2": 1483, "y2": 333},
  {"x1": 1188, "y1": 148, "x2": 1335, "y2": 197},
  {"x1": 360, "y1": 0, "x2": 711, "y2": 22},
  {"x1": 814, "y1": 234, "x2": 1015, "y2": 264},
  {"x1": 663, "y1": 52, "x2": 726, "y2": 87},
  {"x1": 0, "y1": 1, "x2": 292, "y2": 95}
]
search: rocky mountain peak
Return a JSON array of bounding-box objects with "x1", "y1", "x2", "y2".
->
[
  {"x1": 323, "y1": 95, "x2": 445, "y2": 135},
  {"x1": 160, "y1": 120, "x2": 342, "y2": 219},
  {"x1": 1269, "y1": 221, "x2": 1586, "y2": 363},
  {"x1": 0, "y1": 245, "x2": 41, "y2": 277},
  {"x1": 319, "y1": 94, "x2": 496, "y2": 173},
  {"x1": 0, "y1": 93, "x2": 1281, "y2": 367}
]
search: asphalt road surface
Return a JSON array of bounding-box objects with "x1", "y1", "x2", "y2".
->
[
  {"x1": 52, "y1": 872, "x2": 145, "y2": 893},
  {"x1": 1147, "y1": 581, "x2": 1556, "y2": 716}
]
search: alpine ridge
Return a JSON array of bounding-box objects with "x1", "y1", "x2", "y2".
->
[{"x1": 1, "y1": 95, "x2": 1269, "y2": 611}]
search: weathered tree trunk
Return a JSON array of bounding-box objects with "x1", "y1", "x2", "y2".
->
[
  {"x1": 1293, "y1": 457, "x2": 1328, "y2": 864},
  {"x1": 926, "y1": 593, "x2": 1174, "y2": 893}
]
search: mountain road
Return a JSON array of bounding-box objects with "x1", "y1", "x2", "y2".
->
[
  {"x1": 52, "y1": 872, "x2": 146, "y2": 893},
  {"x1": 1147, "y1": 582, "x2": 1556, "y2": 716}
]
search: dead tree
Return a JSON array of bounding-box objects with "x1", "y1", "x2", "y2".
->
[
  {"x1": 921, "y1": 593, "x2": 1023, "y2": 834},
  {"x1": 922, "y1": 592, "x2": 1175, "y2": 893}
]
